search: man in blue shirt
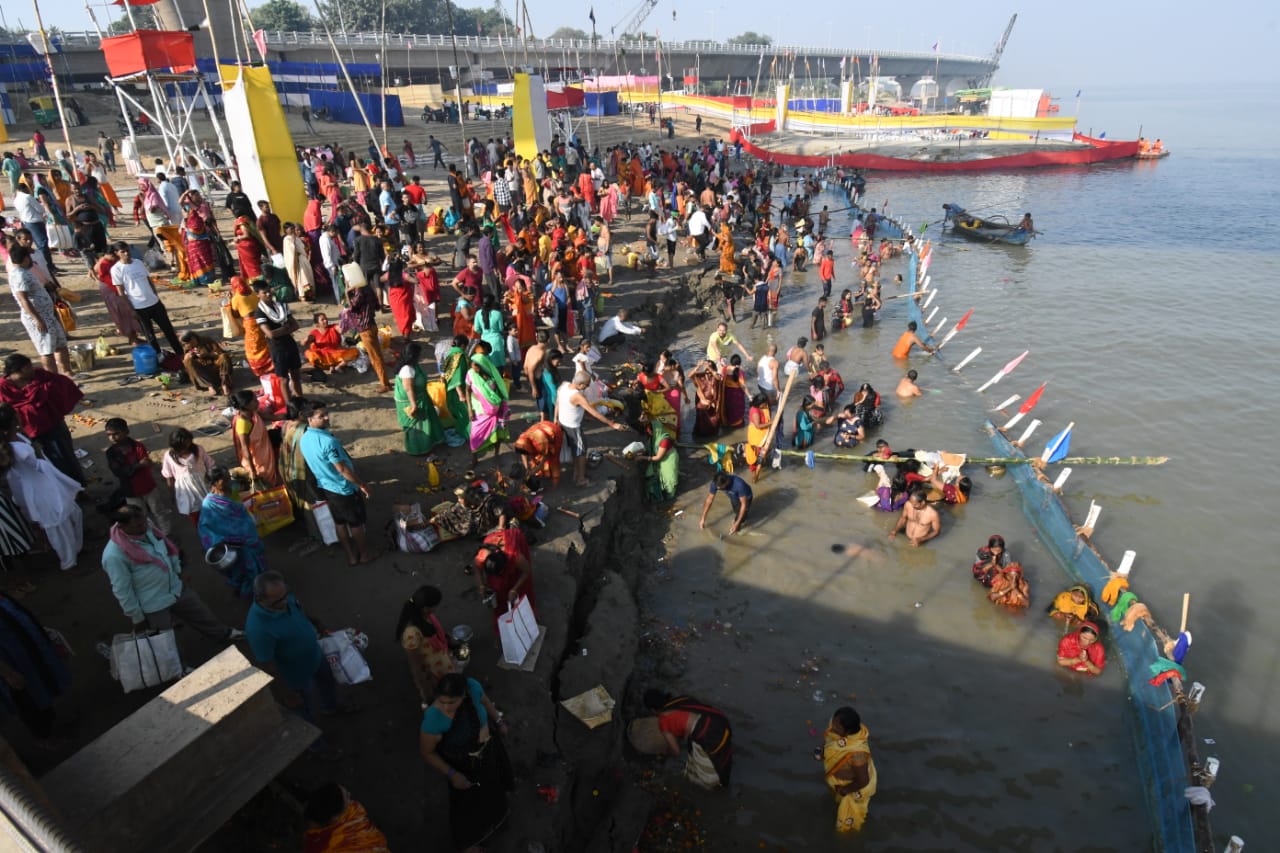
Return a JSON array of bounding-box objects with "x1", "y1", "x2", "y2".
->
[
  {"x1": 698, "y1": 472, "x2": 754, "y2": 535},
  {"x1": 245, "y1": 571, "x2": 345, "y2": 748},
  {"x1": 299, "y1": 401, "x2": 376, "y2": 565}
]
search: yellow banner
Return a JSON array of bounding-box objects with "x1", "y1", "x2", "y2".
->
[{"x1": 218, "y1": 65, "x2": 305, "y2": 226}]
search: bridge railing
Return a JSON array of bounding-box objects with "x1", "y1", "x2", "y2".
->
[{"x1": 27, "y1": 30, "x2": 992, "y2": 66}]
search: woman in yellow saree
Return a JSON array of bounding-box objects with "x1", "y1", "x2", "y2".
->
[
  {"x1": 823, "y1": 706, "x2": 877, "y2": 832},
  {"x1": 743, "y1": 393, "x2": 774, "y2": 473}
]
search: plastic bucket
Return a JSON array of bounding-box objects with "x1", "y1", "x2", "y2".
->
[
  {"x1": 69, "y1": 342, "x2": 96, "y2": 372},
  {"x1": 132, "y1": 343, "x2": 159, "y2": 375}
]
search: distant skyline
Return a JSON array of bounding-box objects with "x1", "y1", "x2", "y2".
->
[{"x1": 32, "y1": 0, "x2": 1280, "y2": 92}]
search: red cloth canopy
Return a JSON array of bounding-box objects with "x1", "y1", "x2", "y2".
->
[
  {"x1": 101, "y1": 30, "x2": 195, "y2": 77},
  {"x1": 545, "y1": 86, "x2": 584, "y2": 110}
]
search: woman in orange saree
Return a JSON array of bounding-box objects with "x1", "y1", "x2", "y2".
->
[
  {"x1": 229, "y1": 389, "x2": 281, "y2": 487},
  {"x1": 514, "y1": 420, "x2": 563, "y2": 486},
  {"x1": 230, "y1": 276, "x2": 274, "y2": 376},
  {"x1": 505, "y1": 275, "x2": 537, "y2": 350}
]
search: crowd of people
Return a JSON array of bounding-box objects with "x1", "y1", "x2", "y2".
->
[{"x1": 0, "y1": 118, "x2": 1113, "y2": 848}]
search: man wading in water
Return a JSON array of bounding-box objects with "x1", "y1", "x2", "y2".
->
[{"x1": 889, "y1": 491, "x2": 940, "y2": 547}]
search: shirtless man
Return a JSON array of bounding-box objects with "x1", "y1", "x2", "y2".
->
[
  {"x1": 523, "y1": 330, "x2": 549, "y2": 411},
  {"x1": 757, "y1": 343, "x2": 781, "y2": 402},
  {"x1": 889, "y1": 491, "x2": 941, "y2": 547},
  {"x1": 896, "y1": 369, "x2": 922, "y2": 398},
  {"x1": 784, "y1": 337, "x2": 809, "y2": 381}
]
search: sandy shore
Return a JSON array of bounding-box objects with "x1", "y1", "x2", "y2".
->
[
  {"x1": 2, "y1": 96, "x2": 1152, "y2": 852},
  {"x1": 0, "y1": 97, "x2": 734, "y2": 850}
]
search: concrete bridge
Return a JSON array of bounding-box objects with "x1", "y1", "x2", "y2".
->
[{"x1": 42, "y1": 30, "x2": 998, "y2": 100}]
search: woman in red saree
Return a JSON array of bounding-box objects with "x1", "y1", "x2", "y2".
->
[
  {"x1": 233, "y1": 214, "x2": 268, "y2": 281},
  {"x1": 385, "y1": 257, "x2": 417, "y2": 339},
  {"x1": 182, "y1": 208, "x2": 218, "y2": 286},
  {"x1": 303, "y1": 313, "x2": 359, "y2": 370},
  {"x1": 691, "y1": 360, "x2": 724, "y2": 438},
  {"x1": 471, "y1": 527, "x2": 535, "y2": 634},
  {"x1": 513, "y1": 420, "x2": 563, "y2": 487},
  {"x1": 1056, "y1": 622, "x2": 1106, "y2": 675},
  {"x1": 721, "y1": 355, "x2": 748, "y2": 428}
]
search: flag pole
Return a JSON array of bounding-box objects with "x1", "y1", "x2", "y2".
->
[{"x1": 29, "y1": 0, "x2": 75, "y2": 164}]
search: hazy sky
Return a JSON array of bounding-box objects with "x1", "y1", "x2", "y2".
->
[{"x1": 39, "y1": 0, "x2": 1280, "y2": 91}]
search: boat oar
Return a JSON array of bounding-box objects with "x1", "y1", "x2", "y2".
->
[
  {"x1": 976, "y1": 351, "x2": 1029, "y2": 393},
  {"x1": 1001, "y1": 382, "x2": 1047, "y2": 430}
]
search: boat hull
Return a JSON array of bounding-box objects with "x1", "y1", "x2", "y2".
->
[{"x1": 731, "y1": 130, "x2": 1142, "y2": 172}]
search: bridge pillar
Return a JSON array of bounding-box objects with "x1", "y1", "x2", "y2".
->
[{"x1": 156, "y1": 0, "x2": 238, "y2": 64}]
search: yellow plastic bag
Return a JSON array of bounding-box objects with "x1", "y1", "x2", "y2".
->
[
  {"x1": 55, "y1": 300, "x2": 76, "y2": 332},
  {"x1": 242, "y1": 485, "x2": 295, "y2": 536},
  {"x1": 57, "y1": 287, "x2": 82, "y2": 304},
  {"x1": 221, "y1": 301, "x2": 243, "y2": 339}
]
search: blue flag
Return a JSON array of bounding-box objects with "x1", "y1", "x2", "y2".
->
[{"x1": 1042, "y1": 425, "x2": 1073, "y2": 463}]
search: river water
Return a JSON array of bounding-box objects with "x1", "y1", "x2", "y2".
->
[{"x1": 641, "y1": 83, "x2": 1279, "y2": 850}]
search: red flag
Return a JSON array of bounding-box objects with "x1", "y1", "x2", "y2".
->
[
  {"x1": 954, "y1": 308, "x2": 974, "y2": 331},
  {"x1": 1018, "y1": 382, "x2": 1047, "y2": 414}
]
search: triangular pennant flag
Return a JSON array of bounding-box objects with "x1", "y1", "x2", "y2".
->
[{"x1": 1041, "y1": 423, "x2": 1074, "y2": 463}]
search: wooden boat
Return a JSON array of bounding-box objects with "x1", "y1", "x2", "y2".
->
[
  {"x1": 942, "y1": 204, "x2": 1035, "y2": 245},
  {"x1": 1136, "y1": 149, "x2": 1171, "y2": 160}
]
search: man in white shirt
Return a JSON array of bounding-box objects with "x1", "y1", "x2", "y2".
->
[
  {"x1": 557, "y1": 371, "x2": 628, "y2": 487},
  {"x1": 686, "y1": 205, "x2": 711, "y2": 260},
  {"x1": 110, "y1": 242, "x2": 183, "y2": 356},
  {"x1": 597, "y1": 308, "x2": 643, "y2": 348},
  {"x1": 156, "y1": 173, "x2": 182, "y2": 224},
  {"x1": 319, "y1": 224, "x2": 344, "y2": 298},
  {"x1": 757, "y1": 343, "x2": 780, "y2": 402},
  {"x1": 13, "y1": 185, "x2": 54, "y2": 271}
]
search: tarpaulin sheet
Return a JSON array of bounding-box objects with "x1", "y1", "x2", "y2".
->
[
  {"x1": 545, "y1": 86, "x2": 584, "y2": 110},
  {"x1": 306, "y1": 89, "x2": 403, "y2": 127},
  {"x1": 102, "y1": 31, "x2": 195, "y2": 77}
]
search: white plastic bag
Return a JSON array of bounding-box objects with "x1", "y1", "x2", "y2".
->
[
  {"x1": 311, "y1": 501, "x2": 339, "y2": 545},
  {"x1": 319, "y1": 630, "x2": 372, "y2": 685},
  {"x1": 111, "y1": 630, "x2": 183, "y2": 692},
  {"x1": 498, "y1": 595, "x2": 540, "y2": 666}
]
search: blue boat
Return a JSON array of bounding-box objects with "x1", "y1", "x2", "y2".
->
[{"x1": 942, "y1": 203, "x2": 1036, "y2": 245}]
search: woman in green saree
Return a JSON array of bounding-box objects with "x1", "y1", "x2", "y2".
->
[
  {"x1": 637, "y1": 417, "x2": 679, "y2": 504},
  {"x1": 464, "y1": 342, "x2": 511, "y2": 465},
  {"x1": 441, "y1": 335, "x2": 471, "y2": 442},
  {"x1": 394, "y1": 343, "x2": 446, "y2": 455}
]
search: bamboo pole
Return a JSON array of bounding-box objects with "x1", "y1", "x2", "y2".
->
[
  {"x1": 682, "y1": 445, "x2": 1167, "y2": 466},
  {"x1": 751, "y1": 369, "x2": 797, "y2": 484}
]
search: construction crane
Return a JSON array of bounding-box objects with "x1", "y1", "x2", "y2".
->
[
  {"x1": 977, "y1": 13, "x2": 1017, "y2": 87},
  {"x1": 610, "y1": 0, "x2": 660, "y2": 38}
]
